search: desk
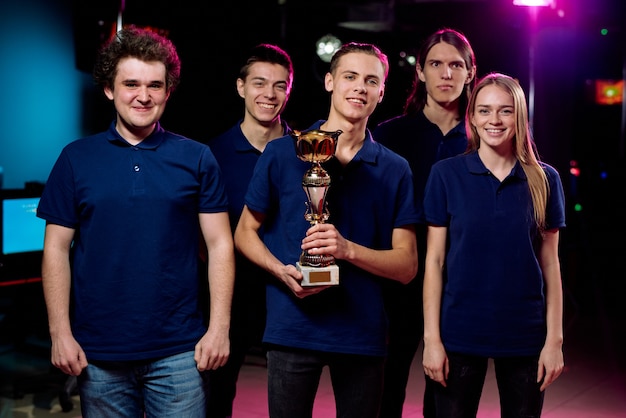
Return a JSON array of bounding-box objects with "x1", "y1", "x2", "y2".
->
[{"x1": 0, "y1": 277, "x2": 42, "y2": 287}]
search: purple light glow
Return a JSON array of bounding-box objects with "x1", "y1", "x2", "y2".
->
[{"x1": 513, "y1": 0, "x2": 552, "y2": 6}]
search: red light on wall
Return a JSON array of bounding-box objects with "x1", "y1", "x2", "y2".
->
[{"x1": 595, "y1": 80, "x2": 623, "y2": 105}]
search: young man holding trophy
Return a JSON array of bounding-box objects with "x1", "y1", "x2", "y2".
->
[{"x1": 234, "y1": 42, "x2": 418, "y2": 417}]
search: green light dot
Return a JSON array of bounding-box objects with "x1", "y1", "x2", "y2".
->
[
  {"x1": 601, "y1": 28, "x2": 608, "y2": 36},
  {"x1": 574, "y1": 203, "x2": 583, "y2": 212}
]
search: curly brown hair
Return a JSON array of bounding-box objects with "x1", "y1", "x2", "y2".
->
[{"x1": 92, "y1": 25, "x2": 181, "y2": 93}]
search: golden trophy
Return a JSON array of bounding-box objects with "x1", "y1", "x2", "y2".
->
[{"x1": 292, "y1": 128, "x2": 342, "y2": 286}]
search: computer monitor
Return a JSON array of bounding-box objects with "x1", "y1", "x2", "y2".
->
[{"x1": 0, "y1": 188, "x2": 46, "y2": 282}]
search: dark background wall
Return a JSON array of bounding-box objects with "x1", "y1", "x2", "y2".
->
[
  {"x1": 1, "y1": 0, "x2": 624, "y2": 186},
  {"x1": 70, "y1": 0, "x2": 626, "y2": 194}
]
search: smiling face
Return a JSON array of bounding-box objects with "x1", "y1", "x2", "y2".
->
[
  {"x1": 104, "y1": 57, "x2": 170, "y2": 144},
  {"x1": 324, "y1": 51, "x2": 386, "y2": 124},
  {"x1": 470, "y1": 84, "x2": 516, "y2": 152},
  {"x1": 237, "y1": 61, "x2": 292, "y2": 126}
]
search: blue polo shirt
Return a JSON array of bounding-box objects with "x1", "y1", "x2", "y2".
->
[
  {"x1": 244, "y1": 120, "x2": 419, "y2": 356},
  {"x1": 207, "y1": 120, "x2": 290, "y2": 335},
  {"x1": 424, "y1": 151, "x2": 566, "y2": 357},
  {"x1": 37, "y1": 121, "x2": 228, "y2": 361},
  {"x1": 208, "y1": 119, "x2": 291, "y2": 232},
  {"x1": 374, "y1": 110, "x2": 468, "y2": 225}
]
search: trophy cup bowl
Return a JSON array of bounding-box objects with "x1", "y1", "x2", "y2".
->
[{"x1": 291, "y1": 128, "x2": 342, "y2": 286}]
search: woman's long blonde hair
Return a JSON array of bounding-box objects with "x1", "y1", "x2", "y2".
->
[{"x1": 466, "y1": 73, "x2": 549, "y2": 231}]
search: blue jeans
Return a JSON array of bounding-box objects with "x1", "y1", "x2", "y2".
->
[
  {"x1": 267, "y1": 347, "x2": 385, "y2": 418},
  {"x1": 431, "y1": 351, "x2": 544, "y2": 418},
  {"x1": 78, "y1": 351, "x2": 208, "y2": 418}
]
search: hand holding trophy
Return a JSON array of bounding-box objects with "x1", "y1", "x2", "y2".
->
[{"x1": 291, "y1": 128, "x2": 343, "y2": 286}]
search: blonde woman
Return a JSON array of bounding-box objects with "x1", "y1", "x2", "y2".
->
[{"x1": 422, "y1": 72, "x2": 565, "y2": 417}]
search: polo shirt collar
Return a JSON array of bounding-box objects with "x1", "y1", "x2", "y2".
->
[
  {"x1": 355, "y1": 130, "x2": 378, "y2": 165},
  {"x1": 233, "y1": 119, "x2": 292, "y2": 153},
  {"x1": 233, "y1": 120, "x2": 254, "y2": 153},
  {"x1": 418, "y1": 110, "x2": 465, "y2": 137},
  {"x1": 106, "y1": 120, "x2": 166, "y2": 149},
  {"x1": 466, "y1": 150, "x2": 527, "y2": 180},
  {"x1": 448, "y1": 119, "x2": 467, "y2": 136}
]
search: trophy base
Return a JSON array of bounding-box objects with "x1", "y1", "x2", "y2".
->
[{"x1": 297, "y1": 262, "x2": 339, "y2": 286}]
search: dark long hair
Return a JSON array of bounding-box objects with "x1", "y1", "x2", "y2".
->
[{"x1": 403, "y1": 28, "x2": 476, "y2": 117}]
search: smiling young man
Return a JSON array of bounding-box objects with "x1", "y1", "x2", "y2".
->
[
  {"x1": 37, "y1": 26, "x2": 235, "y2": 417},
  {"x1": 206, "y1": 43, "x2": 294, "y2": 418},
  {"x1": 234, "y1": 42, "x2": 418, "y2": 418}
]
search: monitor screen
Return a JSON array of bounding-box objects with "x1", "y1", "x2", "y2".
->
[
  {"x1": 1, "y1": 187, "x2": 46, "y2": 282},
  {"x1": 2, "y1": 196, "x2": 44, "y2": 255}
]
